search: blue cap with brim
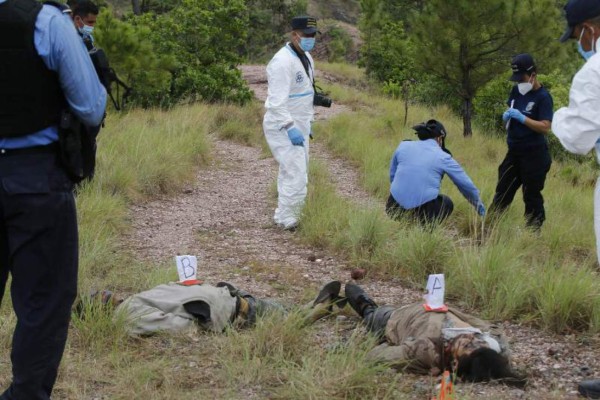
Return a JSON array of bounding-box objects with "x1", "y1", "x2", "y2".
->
[
  {"x1": 291, "y1": 16, "x2": 318, "y2": 34},
  {"x1": 510, "y1": 53, "x2": 536, "y2": 81},
  {"x1": 560, "y1": 0, "x2": 600, "y2": 42}
]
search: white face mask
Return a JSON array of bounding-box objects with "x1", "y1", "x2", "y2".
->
[{"x1": 517, "y1": 75, "x2": 534, "y2": 95}]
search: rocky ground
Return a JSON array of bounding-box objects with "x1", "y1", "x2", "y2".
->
[{"x1": 123, "y1": 65, "x2": 600, "y2": 399}]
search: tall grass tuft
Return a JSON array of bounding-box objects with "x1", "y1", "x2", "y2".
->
[
  {"x1": 273, "y1": 331, "x2": 397, "y2": 400},
  {"x1": 215, "y1": 311, "x2": 399, "y2": 400},
  {"x1": 214, "y1": 311, "x2": 313, "y2": 388},
  {"x1": 299, "y1": 161, "x2": 352, "y2": 250},
  {"x1": 534, "y1": 263, "x2": 600, "y2": 333}
]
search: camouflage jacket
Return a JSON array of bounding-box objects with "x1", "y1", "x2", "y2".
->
[{"x1": 366, "y1": 303, "x2": 509, "y2": 375}]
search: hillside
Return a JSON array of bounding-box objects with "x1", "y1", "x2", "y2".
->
[{"x1": 308, "y1": 0, "x2": 361, "y2": 24}]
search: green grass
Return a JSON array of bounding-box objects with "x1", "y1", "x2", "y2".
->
[
  {"x1": 318, "y1": 62, "x2": 372, "y2": 90},
  {"x1": 214, "y1": 311, "x2": 398, "y2": 400}
]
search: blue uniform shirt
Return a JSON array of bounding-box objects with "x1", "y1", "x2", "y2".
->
[
  {"x1": 0, "y1": 0, "x2": 107, "y2": 149},
  {"x1": 389, "y1": 139, "x2": 481, "y2": 210},
  {"x1": 507, "y1": 85, "x2": 553, "y2": 149}
]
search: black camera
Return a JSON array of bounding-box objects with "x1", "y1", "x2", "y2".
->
[
  {"x1": 88, "y1": 47, "x2": 131, "y2": 110},
  {"x1": 314, "y1": 92, "x2": 332, "y2": 108}
]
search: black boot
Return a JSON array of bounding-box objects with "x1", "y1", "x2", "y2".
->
[
  {"x1": 345, "y1": 283, "x2": 378, "y2": 318},
  {"x1": 313, "y1": 281, "x2": 342, "y2": 306},
  {"x1": 579, "y1": 380, "x2": 600, "y2": 399}
]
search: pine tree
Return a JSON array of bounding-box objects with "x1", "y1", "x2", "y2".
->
[{"x1": 412, "y1": 0, "x2": 561, "y2": 136}]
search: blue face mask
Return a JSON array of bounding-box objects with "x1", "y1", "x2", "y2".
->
[
  {"x1": 79, "y1": 24, "x2": 94, "y2": 36},
  {"x1": 299, "y1": 37, "x2": 315, "y2": 52},
  {"x1": 578, "y1": 27, "x2": 596, "y2": 61}
]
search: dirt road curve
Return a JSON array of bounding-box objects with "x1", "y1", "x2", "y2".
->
[{"x1": 123, "y1": 64, "x2": 600, "y2": 399}]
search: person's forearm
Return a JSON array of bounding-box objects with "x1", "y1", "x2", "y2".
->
[{"x1": 523, "y1": 118, "x2": 551, "y2": 135}]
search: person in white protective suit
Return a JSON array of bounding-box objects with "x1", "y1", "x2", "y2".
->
[
  {"x1": 263, "y1": 16, "x2": 318, "y2": 230},
  {"x1": 552, "y1": 2, "x2": 600, "y2": 396},
  {"x1": 552, "y1": 0, "x2": 600, "y2": 265}
]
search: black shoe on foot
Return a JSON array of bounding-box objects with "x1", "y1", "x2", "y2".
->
[
  {"x1": 313, "y1": 281, "x2": 342, "y2": 306},
  {"x1": 579, "y1": 380, "x2": 600, "y2": 399},
  {"x1": 345, "y1": 283, "x2": 378, "y2": 318}
]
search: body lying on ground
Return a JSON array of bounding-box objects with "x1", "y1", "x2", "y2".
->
[
  {"x1": 343, "y1": 283, "x2": 527, "y2": 386},
  {"x1": 80, "y1": 281, "x2": 343, "y2": 336}
]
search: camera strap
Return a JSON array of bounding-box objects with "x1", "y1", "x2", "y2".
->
[{"x1": 288, "y1": 43, "x2": 315, "y2": 89}]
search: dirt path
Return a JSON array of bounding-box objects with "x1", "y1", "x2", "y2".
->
[{"x1": 123, "y1": 65, "x2": 600, "y2": 399}]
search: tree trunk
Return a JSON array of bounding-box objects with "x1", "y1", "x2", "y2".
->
[
  {"x1": 458, "y1": 42, "x2": 473, "y2": 137},
  {"x1": 131, "y1": 0, "x2": 141, "y2": 15},
  {"x1": 462, "y1": 97, "x2": 473, "y2": 137},
  {"x1": 402, "y1": 80, "x2": 410, "y2": 127}
]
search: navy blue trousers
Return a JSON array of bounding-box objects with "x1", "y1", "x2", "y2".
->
[
  {"x1": 491, "y1": 146, "x2": 551, "y2": 229},
  {"x1": 0, "y1": 150, "x2": 78, "y2": 400},
  {"x1": 386, "y1": 194, "x2": 454, "y2": 224}
]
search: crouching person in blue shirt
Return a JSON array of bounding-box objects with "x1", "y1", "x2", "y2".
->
[{"x1": 386, "y1": 120, "x2": 486, "y2": 224}]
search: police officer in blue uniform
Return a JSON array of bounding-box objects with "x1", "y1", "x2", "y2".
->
[
  {"x1": 490, "y1": 54, "x2": 554, "y2": 230},
  {"x1": 386, "y1": 120, "x2": 486, "y2": 224},
  {"x1": 0, "y1": 0, "x2": 106, "y2": 398}
]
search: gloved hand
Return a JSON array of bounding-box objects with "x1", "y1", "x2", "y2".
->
[
  {"x1": 287, "y1": 127, "x2": 305, "y2": 146},
  {"x1": 507, "y1": 108, "x2": 526, "y2": 124},
  {"x1": 502, "y1": 110, "x2": 511, "y2": 122},
  {"x1": 476, "y1": 201, "x2": 486, "y2": 216}
]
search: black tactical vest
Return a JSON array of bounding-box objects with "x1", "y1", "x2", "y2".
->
[{"x1": 0, "y1": 0, "x2": 65, "y2": 138}]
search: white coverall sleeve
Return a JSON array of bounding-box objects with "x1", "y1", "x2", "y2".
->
[
  {"x1": 552, "y1": 55, "x2": 600, "y2": 266},
  {"x1": 552, "y1": 57, "x2": 600, "y2": 155},
  {"x1": 265, "y1": 55, "x2": 294, "y2": 130}
]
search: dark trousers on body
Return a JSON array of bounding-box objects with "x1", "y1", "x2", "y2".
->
[
  {"x1": 490, "y1": 146, "x2": 551, "y2": 229},
  {"x1": 363, "y1": 305, "x2": 395, "y2": 338},
  {"x1": 386, "y1": 194, "x2": 454, "y2": 225},
  {"x1": 0, "y1": 150, "x2": 78, "y2": 400}
]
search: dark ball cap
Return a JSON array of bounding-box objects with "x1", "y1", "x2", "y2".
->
[
  {"x1": 560, "y1": 0, "x2": 600, "y2": 42},
  {"x1": 413, "y1": 119, "x2": 447, "y2": 140},
  {"x1": 510, "y1": 53, "x2": 536, "y2": 82},
  {"x1": 291, "y1": 16, "x2": 318, "y2": 34}
]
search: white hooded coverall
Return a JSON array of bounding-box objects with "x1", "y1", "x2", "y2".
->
[
  {"x1": 552, "y1": 39, "x2": 600, "y2": 263},
  {"x1": 263, "y1": 43, "x2": 315, "y2": 228}
]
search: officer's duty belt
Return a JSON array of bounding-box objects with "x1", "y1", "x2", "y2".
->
[{"x1": 0, "y1": 143, "x2": 59, "y2": 157}]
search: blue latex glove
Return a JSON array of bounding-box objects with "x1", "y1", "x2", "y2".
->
[
  {"x1": 502, "y1": 110, "x2": 511, "y2": 122},
  {"x1": 287, "y1": 127, "x2": 305, "y2": 146},
  {"x1": 507, "y1": 108, "x2": 526, "y2": 124},
  {"x1": 477, "y1": 202, "x2": 486, "y2": 216}
]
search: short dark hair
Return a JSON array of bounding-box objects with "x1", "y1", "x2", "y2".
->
[
  {"x1": 456, "y1": 348, "x2": 527, "y2": 387},
  {"x1": 70, "y1": 0, "x2": 99, "y2": 17}
]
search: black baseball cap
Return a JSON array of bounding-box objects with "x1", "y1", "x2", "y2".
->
[
  {"x1": 560, "y1": 0, "x2": 600, "y2": 42},
  {"x1": 291, "y1": 16, "x2": 318, "y2": 34},
  {"x1": 510, "y1": 53, "x2": 536, "y2": 81},
  {"x1": 413, "y1": 119, "x2": 447, "y2": 139}
]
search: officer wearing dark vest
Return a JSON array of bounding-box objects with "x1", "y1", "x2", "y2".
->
[
  {"x1": 490, "y1": 54, "x2": 554, "y2": 230},
  {"x1": 0, "y1": 0, "x2": 106, "y2": 398}
]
